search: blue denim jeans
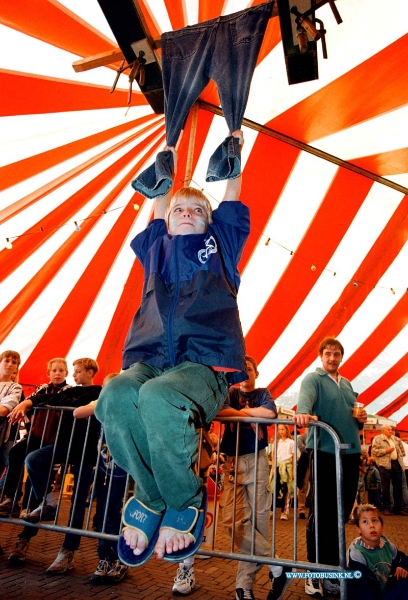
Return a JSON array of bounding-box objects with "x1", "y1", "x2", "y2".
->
[
  {"x1": 94, "y1": 453, "x2": 127, "y2": 561},
  {"x1": 95, "y1": 361, "x2": 227, "y2": 512},
  {"x1": 132, "y1": 1, "x2": 273, "y2": 198},
  {"x1": 23, "y1": 444, "x2": 95, "y2": 551}
]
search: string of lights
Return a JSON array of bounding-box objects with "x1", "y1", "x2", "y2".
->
[{"x1": 3, "y1": 177, "x2": 406, "y2": 295}]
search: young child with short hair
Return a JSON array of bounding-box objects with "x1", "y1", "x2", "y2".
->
[
  {"x1": 0, "y1": 357, "x2": 71, "y2": 518},
  {"x1": 95, "y1": 132, "x2": 249, "y2": 566},
  {"x1": 347, "y1": 503, "x2": 408, "y2": 599}
]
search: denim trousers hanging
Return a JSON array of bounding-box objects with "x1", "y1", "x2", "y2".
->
[{"x1": 132, "y1": 1, "x2": 273, "y2": 198}]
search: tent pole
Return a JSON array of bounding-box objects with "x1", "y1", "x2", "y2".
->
[
  {"x1": 199, "y1": 100, "x2": 408, "y2": 197},
  {"x1": 184, "y1": 102, "x2": 199, "y2": 187}
]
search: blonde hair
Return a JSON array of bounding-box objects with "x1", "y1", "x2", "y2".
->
[
  {"x1": 164, "y1": 187, "x2": 212, "y2": 230},
  {"x1": 352, "y1": 503, "x2": 383, "y2": 526},
  {"x1": 73, "y1": 358, "x2": 99, "y2": 376},
  {"x1": 47, "y1": 357, "x2": 68, "y2": 372},
  {"x1": 278, "y1": 423, "x2": 292, "y2": 439}
]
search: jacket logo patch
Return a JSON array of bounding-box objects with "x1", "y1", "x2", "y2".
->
[{"x1": 198, "y1": 236, "x2": 217, "y2": 264}]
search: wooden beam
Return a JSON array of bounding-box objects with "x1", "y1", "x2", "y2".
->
[
  {"x1": 198, "y1": 100, "x2": 408, "y2": 197},
  {"x1": 72, "y1": 48, "x2": 125, "y2": 73}
]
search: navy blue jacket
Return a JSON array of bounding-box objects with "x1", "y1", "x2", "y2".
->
[{"x1": 123, "y1": 201, "x2": 250, "y2": 384}]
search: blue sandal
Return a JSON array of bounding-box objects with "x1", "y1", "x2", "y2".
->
[
  {"x1": 118, "y1": 497, "x2": 163, "y2": 567},
  {"x1": 161, "y1": 488, "x2": 207, "y2": 562}
]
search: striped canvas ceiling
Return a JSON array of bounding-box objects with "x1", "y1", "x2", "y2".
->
[{"x1": 1, "y1": 0, "x2": 407, "y2": 428}]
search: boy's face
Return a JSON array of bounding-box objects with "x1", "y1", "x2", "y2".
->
[
  {"x1": 0, "y1": 355, "x2": 20, "y2": 380},
  {"x1": 357, "y1": 511, "x2": 383, "y2": 547},
  {"x1": 48, "y1": 361, "x2": 68, "y2": 385},
  {"x1": 167, "y1": 198, "x2": 209, "y2": 236},
  {"x1": 73, "y1": 364, "x2": 93, "y2": 386},
  {"x1": 240, "y1": 359, "x2": 258, "y2": 393}
]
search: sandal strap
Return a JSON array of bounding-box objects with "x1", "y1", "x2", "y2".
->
[
  {"x1": 122, "y1": 496, "x2": 162, "y2": 543},
  {"x1": 160, "y1": 506, "x2": 199, "y2": 534}
]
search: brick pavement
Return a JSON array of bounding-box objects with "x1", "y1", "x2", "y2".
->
[{"x1": 1, "y1": 510, "x2": 407, "y2": 600}]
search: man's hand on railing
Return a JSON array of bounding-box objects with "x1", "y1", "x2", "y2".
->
[{"x1": 292, "y1": 414, "x2": 319, "y2": 428}]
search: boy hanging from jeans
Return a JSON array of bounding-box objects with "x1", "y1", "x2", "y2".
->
[{"x1": 95, "y1": 132, "x2": 249, "y2": 565}]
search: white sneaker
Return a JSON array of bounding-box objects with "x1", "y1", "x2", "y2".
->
[
  {"x1": 280, "y1": 513, "x2": 288, "y2": 520},
  {"x1": 305, "y1": 577, "x2": 323, "y2": 597},
  {"x1": 172, "y1": 564, "x2": 195, "y2": 596}
]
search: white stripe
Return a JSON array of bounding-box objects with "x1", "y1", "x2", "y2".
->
[
  {"x1": 257, "y1": 183, "x2": 405, "y2": 388},
  {"x1": 0, "y1": 25, "x2": 129, "y2": 89},
  {"x1": 239, "y1": 152, "x2": 338, "y2": 335},
  {"x1": 0, "y1": 107, "x2": 157, "y2": 166}
]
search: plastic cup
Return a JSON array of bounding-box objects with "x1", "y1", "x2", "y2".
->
[{"x1": 352, "y1": 402, "x2": 364, "y2": 418}]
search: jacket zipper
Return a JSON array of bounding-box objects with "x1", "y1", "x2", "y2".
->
[{"x1": 167, "y1": 236, "x2": 180, "y2": 367}]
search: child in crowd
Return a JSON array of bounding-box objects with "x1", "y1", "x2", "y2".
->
[
  {"x1": 271, "y1": 424, "x2": 297, "y2": 521},
  {"x1": 0, "y1": 350, "x2": 22, "y2": 484},
  {"x1": 5, "y1": 358, "x2": 101, "y2": 573},
  {"x1": 365, "y1": 457, "x2": 382, "y2": 509},
  {"x1": 73, "y1": 373, "x2": 128, "y2": 585},
  {"x1": 95, "y1": 131, "x2": 249, "y2": 566},
  {"x1": 0, "y1": 357, "x2": 71, "y2": 518},
  {"x1": 347, "y1": 503, "x2": 408, "y2": 599},
  {"x1": 0, "y1": 349, "x2": 22, "y2": 554}
]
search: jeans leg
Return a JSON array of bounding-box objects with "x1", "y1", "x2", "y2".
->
[
  {"x1": 138, "y1": 362, "x2": 227, "y2": 511},
  {"x1": 390, "y1": 462, "x2": 403, "y2": 513},
  {"x1": 63, "y1": 461, "x2": 95, "y2": 552},
  {"x1": 94, "y1": 362, "x2": 163, "y2": 510},
  {"x1": 3, "y1": 437, "x2": 40, "y2": 502},
  {"x1": 95, "y1": 462, "x2": 127, "y2": 561},
  {"x1": 379, "y1": 466, "x2": 392, "y2": 511},
  {"x1": 25, "y1": 445, "x2": 55, "y2": 501},
  {"x1": 132, "y1": 2, "x2": 273, "y2": 197}
]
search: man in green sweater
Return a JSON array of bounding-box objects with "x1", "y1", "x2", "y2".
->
[{"x1": 294, "y1": 337, "x2": 367, "y2": 598}]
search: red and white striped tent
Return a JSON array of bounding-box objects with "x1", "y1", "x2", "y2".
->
[{"x1": 1, "y1": 1, "x2": 407, "y2": 429}]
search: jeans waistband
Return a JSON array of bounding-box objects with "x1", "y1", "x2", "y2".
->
[{"x1": 162, "y1": 1, "x2": 273, "y2": 38}]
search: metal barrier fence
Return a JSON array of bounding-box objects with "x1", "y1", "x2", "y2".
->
[{"x1": 0, "y1": 408, "x2": 350, "y2": 598}]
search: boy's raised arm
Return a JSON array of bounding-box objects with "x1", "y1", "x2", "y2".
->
[
  {"x1": 222, "y1": 130, "x2": 243, "y2": 202},
  {"x1": 154, "y1": 146, "x2": 177, "y2": 220}
]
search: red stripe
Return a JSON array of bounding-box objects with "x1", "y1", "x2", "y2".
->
[
  {"x1": 0, "y1": 70, "x2": 144, "y2": 116},
  {"x1": 377, "y1": 386, "x2": 408, "y2": 418},
  {"x1": 0, "y1": 0, "x2": 117, "y2": 56},
  {"x1": 268, "y1": 35, "x2": 408, "y2": 142},
  {"x1": 0, "y1": 159, "x2": 152, "y2": 344},
  {"x1": 357, "y1": 354, "x2": 408, "y2": 407},
  {"x1": 268, "y1": 193, "x2": 408, "y2": 397},
  {"x1": 96, "y1": 258, "x2": 146, "y2": 381},
  {"x1": 351, "y1": 148, "x2": 408, "y2": 177},
  {"x1": 240, "y1": 135, "x2": 301, "y2": 269},
  {"x1": 396, "y1": 414, "x2": 408, "y2": 433},
  {"x1": 0, "y1": 114, "x2": 162, "y2": 193},
  {"x1": 0, "y1": 119, "x2": 165, "y2": 226},
  {"x1": 341, "y1": 294, "x2": 408, "y2": 382},
  {"x1": 19, "y1": 201, "x2": 143, "y2": 382},
  {"x1": 0, "y1": 129, "x2": 166, "y2": 282},
  {"x1": 245, "y1": 168, "x2": 373, "y2": 363}
]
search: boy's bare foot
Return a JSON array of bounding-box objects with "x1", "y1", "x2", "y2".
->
[
  {"x1": 154, "y1": 527, "x2": 192, "y2": 559},
  {"x1": 123, "y1": 527, "x2": 147, "y2": 556}
]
